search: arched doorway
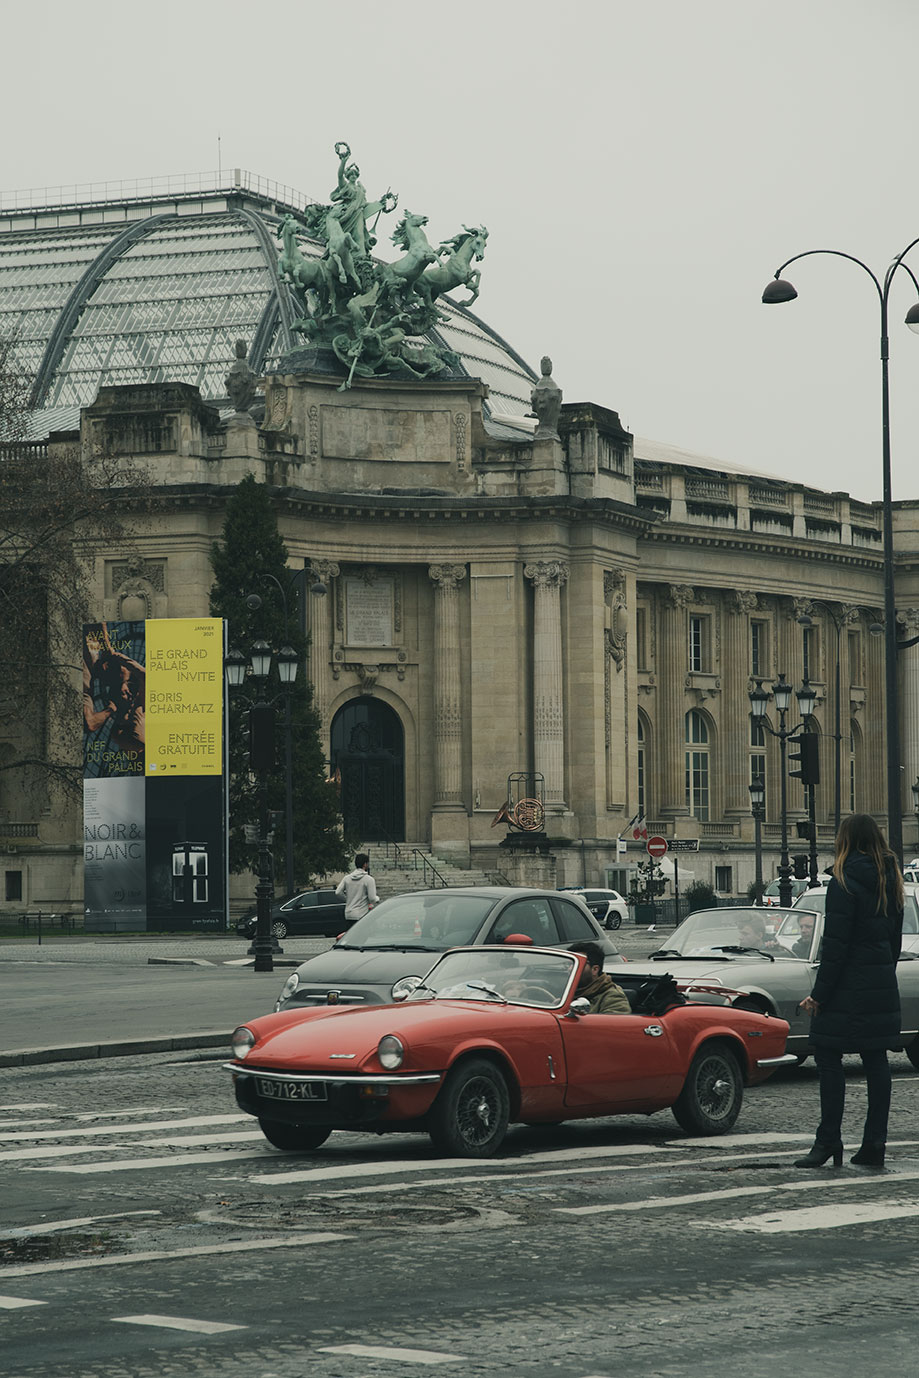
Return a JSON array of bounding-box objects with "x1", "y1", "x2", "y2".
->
[{"x1": 330, "y1": 697, "x2": 405, "y2": 841}]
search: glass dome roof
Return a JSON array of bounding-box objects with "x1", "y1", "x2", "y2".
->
[{"x1": 0, "y1": 173, "x2": 536, "y2": 426}]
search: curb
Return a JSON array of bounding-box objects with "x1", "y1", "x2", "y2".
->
[{"x1": 0, "y1": 1031, "x2": 230, "y2": 1069}]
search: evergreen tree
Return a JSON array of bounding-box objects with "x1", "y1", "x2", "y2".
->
[{"x1": 209, "y1": 475, "x2": 347, "y2": 884}]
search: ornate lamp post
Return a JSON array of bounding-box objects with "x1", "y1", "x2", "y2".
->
[
  {"x1": 749, "y1": 674, "x2": 817, "y2": 907},
  {"x1": 749, "y1": 778, "x2": 766, "y2": 906},
  {"x1": 225, "y1": 640, "x2": 299, "y2": 973},
  {"x1": 762, "y1": 241, "x2": 919, "y2": 862},
  {"x1": 912, "y1": 778, "x2": 919, "y2": 850}
]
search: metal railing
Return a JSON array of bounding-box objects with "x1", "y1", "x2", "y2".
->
[{"x1": 0, "y1": 169, "x2": 315, "y2": 214}]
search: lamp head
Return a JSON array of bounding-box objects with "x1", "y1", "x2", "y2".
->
[
  {"x1": 772, "y1": 673, "x2": 793, "y2": 714},
  {"x1": 906, "y1": 302, "x2": 919, "y2": 334},
  {"x1": 762, "y1": 277, "x2": 798, "y2": 305},
  {"x1": 749, "y1": 780, "x2": 765, "y2": 810},
  {"x1": 249, "y1": 640, "x2": 272, "y2": 680},
  {"x1": 224, "y1": 647, "x2": 247, "y2": 689},
  {"x1": 797, "y1": 678, "x2": 817, "y2": 719},
  {"x1": 276, "y1": 645, "x2": 299, "y2": 685},
  {"x1": 748, "y1": 678, "x2": 770, "y2": 719}
]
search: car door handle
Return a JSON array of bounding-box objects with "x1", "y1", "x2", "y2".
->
[{"x1": 643, "y1": 1025, "x2": 663, "y2": 1037}]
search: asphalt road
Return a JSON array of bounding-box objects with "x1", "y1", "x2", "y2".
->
[{"x1": 3, "y1": 1047, "x2": 919, "y2": 1378}]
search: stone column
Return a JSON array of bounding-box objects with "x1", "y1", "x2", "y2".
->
[
  {"x1": 899, "y1": 609, "x2": 919, "y2": 830},
  {"x1": 428, "y1": 564, "x2": 467, "y2": 808},
  {"x1": 524, "y1": 560, "x2": 569, "y2": 810},
  {"x1": 657, "y1": 584, "x2": 693, "y2": 820},
  {"x1": 309, "y1": 561, "x2": 339, "y2": 727},
  {"x1": 724, "y1": 591, "x2": 757, "y2": 819}
]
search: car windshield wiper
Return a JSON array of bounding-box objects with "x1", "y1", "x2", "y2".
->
[
  {"x1": 355, "y1": 943, "x2": 444, "y2": 952},
  {"x1": 465, "y1": 980, "x2": 508, "y2": 1002},
  {"x1": 648, "y1": 948, "x2": 683, "y2": 959},
  {"x1": 711, "y1": 945, "x2": 776, "y2": 962}
]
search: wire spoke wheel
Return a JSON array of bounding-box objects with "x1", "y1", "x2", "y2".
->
[
  {"x1": 672, "y1": 1044, "x2": 742, "y2": 1135},
  {"x1": 429, "y1": 1057, "x2": 510, "y2": 1157}
]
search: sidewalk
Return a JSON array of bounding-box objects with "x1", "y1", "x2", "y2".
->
[{"x1": 0, "y1": 925, "x2": 670, "y2": 1068}]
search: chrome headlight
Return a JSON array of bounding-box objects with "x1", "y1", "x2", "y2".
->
[
  {"x1": 391, "y1": 975, "x2": 422, "y2": 1002},
  {"x1": 231, "y1": 1026, "x2": 256, "y2": 1060},
  {"x1": 377, "y1": 1035, "x2": 404, "y2": 1070},
  {"x1": 275, "y1": 972, "x2": 300, "y2": 1011}
]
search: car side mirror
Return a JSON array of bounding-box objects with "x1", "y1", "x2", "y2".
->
[{"x1": 569, "y1": 997, "x2": 591, "y2": 1018}]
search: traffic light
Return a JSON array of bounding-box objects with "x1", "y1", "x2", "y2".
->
[
  {"x1": 248, "y1": 703, "x2": 276, "y2": 772},
  {"x1": 793, "y1": 854, "x2": 809, "y2": 881},
  {"x1": 788, "y1": 733, "x2": 820, "y2": 786}
]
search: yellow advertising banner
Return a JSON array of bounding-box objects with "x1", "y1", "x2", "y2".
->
[{"x1": 145, "y1": 619, "x2": 223, "y2": 776}]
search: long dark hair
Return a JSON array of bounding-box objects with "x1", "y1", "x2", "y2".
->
[{"x1": 833, "y1": 813, "x2": 904, "y2": 914}]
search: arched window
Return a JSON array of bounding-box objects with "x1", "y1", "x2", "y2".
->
[
  {"x1": 685, "y1": 710, "x2": 710, "y2": 820},
  {"x1": 637, "y1": 715, "x2": 647, "y2": 817}
]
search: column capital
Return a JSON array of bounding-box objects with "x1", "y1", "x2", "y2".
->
[
  {"x1": 428, "y1": 563, "x2": 467, "y2": 590},
  {"x1": 524, "y1": 559, "x2": 569, "y2": 589},
  {"x1": 315, "y1": 559, "x2": 340, "y2": 583},
  {"x1": 729, "y1": 589, "x2": 758, "y2": 615},
  {"x1": 666, "y1": 583, "x2": 695, "y2": 609}
]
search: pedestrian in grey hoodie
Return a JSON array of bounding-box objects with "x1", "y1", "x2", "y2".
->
[{"x1": 335, "y1": 853, "x2": 378, "y2": 921}]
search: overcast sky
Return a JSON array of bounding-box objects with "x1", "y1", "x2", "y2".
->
[{"x1": 3, "y1": 0, "x2": 919, "y2": 500}]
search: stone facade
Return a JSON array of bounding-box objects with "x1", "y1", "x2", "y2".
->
[{"x1": 5, "y1": 367, "x2": 919, "y2": 910}]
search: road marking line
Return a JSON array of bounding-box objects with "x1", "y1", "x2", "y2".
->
[
  {"x1": 73, "y1": 1107, "x2": 186, "y2": 1120},
  {"x1": 31, "y1": 1149, "x2": 272, "y2": 1174},
  {"x1": 0, "y1": 1143, "x2": 129, "y2": 1162},
  {"x1": 0, "y1": 1211, "x2": 160, "y2": 1240},
  {"x1": 0, "y1": 1232, "x2": 350, "y2": 1278},
  {"x1": 112, "y1": 1313, "x2": 245, "y2": 1334},
  {"x1": 255, "y1": 1142, "x2": 670, "y2": 1186},
  {"x1": 0, "y1": 1104, "x2": 57, "y2": 1112},
  {"x1": 0, "y1": 1114, "x2": 247, "y2": 1143},
  {"x1": 711, "y1": 1199, "x2": 919, "y2": 1233},
  {"x1": 139, "y1": 1132, "x2": 264, "y2": 1148},
  {"x1": 557, "y1": 1167, "x2": 919, "y2": 1215},
  {"x1": 319, "y1": 1344, "x2": 467, "y2": 1364},
  {"x1": 0, "y1": 1295, "x2": 46, "y2": 1308}
]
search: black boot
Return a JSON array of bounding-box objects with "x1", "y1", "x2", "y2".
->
[
  {"x1": 794, "y1": 1141, "x2": 843, "y2": 1168},
  {"x1": 850, "y1": 1142, "x2": 885, "y2": 1167}
]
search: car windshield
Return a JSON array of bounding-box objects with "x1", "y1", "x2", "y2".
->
[
  {"x1": 656, "y1": 907, "x2": 805, "y2": 958},
  {"x1": 791, "y1": 889, "x2": 919, "y2": 934},
  {"x1": 338, "y1": 892, "x2": 497, "y2": 950},
  {"x1": 407, "y1": 947, "x2": 577, "y2": 1007}
]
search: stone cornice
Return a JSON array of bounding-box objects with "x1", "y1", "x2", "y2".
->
[{"x1": 640, "y1": 524, "x2": 885, "y2": 571}]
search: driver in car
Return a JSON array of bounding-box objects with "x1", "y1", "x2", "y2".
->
[{"x1": 568, "y1": 942, "x2": 630, "y2": 1013}]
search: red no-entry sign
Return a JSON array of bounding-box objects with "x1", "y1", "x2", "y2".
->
[{"x1": 646, "y1": 835, "x2": 668, "y2": 858}]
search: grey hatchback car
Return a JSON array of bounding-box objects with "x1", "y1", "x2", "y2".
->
[{"x1": 274, "y1": 886, "x2": 621, "y2": 1012}]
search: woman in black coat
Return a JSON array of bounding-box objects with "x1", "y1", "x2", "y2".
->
[{"x1": 796, "y1": 813, "x2": 903, "y2": 1170}]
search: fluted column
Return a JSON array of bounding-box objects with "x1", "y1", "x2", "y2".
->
[
  {"x1": 899, "y1": 609, "x2": 919, "y2": 828},
  {"x1": 658, "y1": 584, "x2": 693, "y2": 819},
  {"x1": 428, "y1": 564, "x2": 467, "y2": 808},
  {"x1": 724, "y1": 591, "x2": 757, "y2": 817},
  {"x1": 524, "y1": 560, "x2": 569, "y2": 809},
  {"x1": 309, "y1": 561, "x2": 339, "y2": 726}
]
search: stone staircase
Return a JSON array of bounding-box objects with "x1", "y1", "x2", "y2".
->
[{"x1": 358, "y1": 842, "x2": 501, "y2": 899}]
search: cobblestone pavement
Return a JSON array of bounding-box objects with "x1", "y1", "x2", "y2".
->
[{"x1": 2, "y1": 1050, "x2": 919, "y2": 1378}]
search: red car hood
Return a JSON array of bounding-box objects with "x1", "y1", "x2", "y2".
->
[{"x1": 238, "y1": 998, "x2": 543, "y2": 1071}]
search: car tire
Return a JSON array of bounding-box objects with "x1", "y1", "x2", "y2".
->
[
  {"x1": 429, "y1": 1057, "x2": 510, "y2": 1158},
  {"x1": 258, "y1": 1118, "x2": 331, "y2": 1152},
  {"x1": 671, "y1": 1042, "x2": 743, "y2": 1136},
  {"x1": 607, "y1": 913, "x2": 623, "y2": 930},
  {"x1": 906, "y1": 1036, "x2": 919, "y2": 1071},
  {"x1": 271, "y1": 919, "x2": 288, "y2": 939}
]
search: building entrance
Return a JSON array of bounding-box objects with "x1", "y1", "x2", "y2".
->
[{"x1": 330, "y1": 697, "x2": 405, "y2": 842}]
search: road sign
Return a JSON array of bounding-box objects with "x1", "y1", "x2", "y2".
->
[
  {"x1": 668, "y1": 838, "x2": 700, "y2": 852},
  {"x1": 646, "y1": 835, "x2": 668, "y2": 858}
]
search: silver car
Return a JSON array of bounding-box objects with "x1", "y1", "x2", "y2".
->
[
  {"x1": 625, "y1": 905, "x2": 919, "y2": 1066},
  {"x1": 791, "y1": 883, "x2": 919, "y2": 955}
]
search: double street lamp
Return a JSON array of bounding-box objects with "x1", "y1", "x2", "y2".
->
[
  {"x1": 749, "y1": 674, "x2": 817, "y2": 908},
  {"x1": 225, "y1": 640, "x2": 299, "y2": 973},
  {"x1": 762, "y1": 240, "x2": 919, "y2": 862}
]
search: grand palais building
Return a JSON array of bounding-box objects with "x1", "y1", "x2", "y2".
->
[{"x1": 3, "y1": 169, "x2": 919, "y2": 913}]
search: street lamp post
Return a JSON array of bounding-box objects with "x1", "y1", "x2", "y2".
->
[
  {"x1": 762, "y1": 242, "x2": 919, "y2": 863},
  {"x1": 749, "y1": 674, "x2": 817, "y2": 908},
  {"x1": 224, "y1": 641, "x2": 299, "y2": 974},
  {"x1": 749, "y1": 779, "x2": 765, "y2": 906},
  {"x1": 912, "y1": 778, "x2": 919, "y2": 849}
]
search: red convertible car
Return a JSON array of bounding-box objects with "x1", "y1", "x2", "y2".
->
[{"x1": 225, "y1": 945, "x2": 793, "y2": 1158}]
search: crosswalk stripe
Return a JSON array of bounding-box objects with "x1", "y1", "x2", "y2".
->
[
  {"x1": 0, "y1": 1295, "x2": 46, "y2": 1308},
  {"x1": 0, "y1": 1114, "x2": 246, "y2": 1143},
  {"x1": 0, "y1": 1232, "x2": 350, "y2": 1278},
  {"x1": 113, "y1": 1313, "x2": 245, "y2": 1334},
  {"x1": 0, "y1": 1211, "x2": 159, "y2": 1240},
  {"x1": 319, "y1": 1344, "x2": 467, "y2": 1364},
  {"x1": 710, "y1": 1199, "x2": 919, "y2": 1233},
  {"x1": 31, "y1": 1148, "x2": 271, "y2": 1174}
]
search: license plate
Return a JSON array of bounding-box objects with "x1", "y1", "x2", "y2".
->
[{"x1": 258, "y1": 1078, "x2": 328, "y2": 1101}]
